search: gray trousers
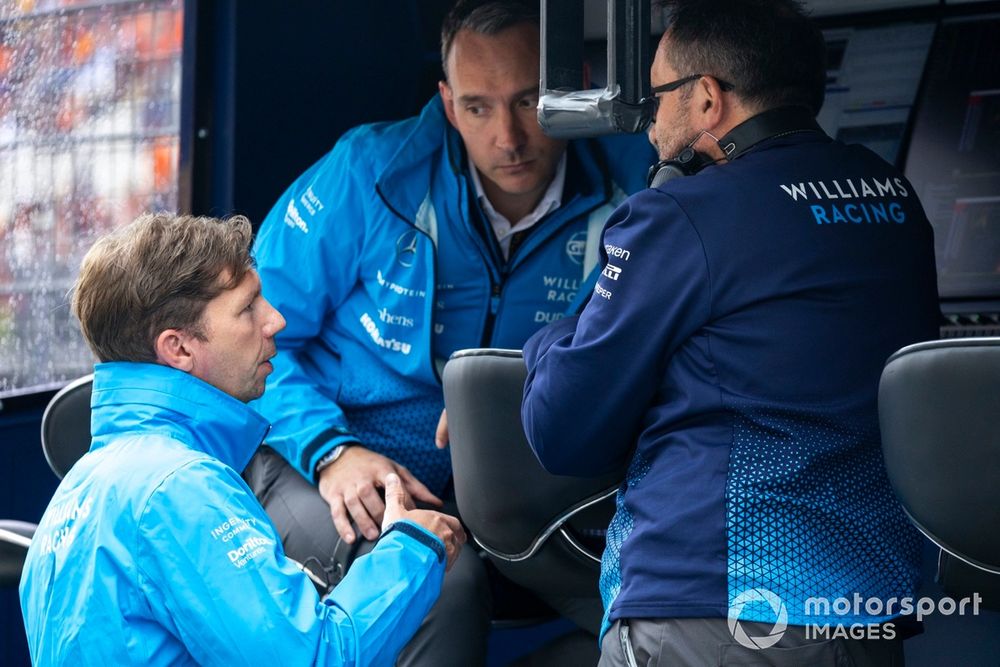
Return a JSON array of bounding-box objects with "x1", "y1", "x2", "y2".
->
[
  {"x1": 599, "y1": 618, "x2": 904, "y2": 667},
  {"x1": 244, "y1": 446, "x2": 601, "y2": 667}
]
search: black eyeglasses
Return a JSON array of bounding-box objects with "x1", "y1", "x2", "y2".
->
[{"x1": 643, "y1": 74, "x2": 736, "y2": 114}]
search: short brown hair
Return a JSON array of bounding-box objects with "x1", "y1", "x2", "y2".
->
[
  {"x1": 72, "y1": 213, "x2": 254, "y2": 363},
  {"x1": 440, "y1": 0, "x2": 539, "y2": 80}
]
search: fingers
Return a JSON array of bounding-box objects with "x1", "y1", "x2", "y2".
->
[
  {"x1": 435, "y1": 409, "x2": 449, "y2": 449},
  {"x1": 383, "y1": 472, "x2": 404, "y2": 509},
  {"x1": 344, "y1": 485, "x2": 382, "y2": 542},
  {"x1": 398, "y1": 466, "x2": 443, "y2": 507},
  {"x1": 327, "y1": 496, "x2": 357, "y2": 545},
  {"x1": 436, "y1": 513, "x2": 467, "y2": 571}
]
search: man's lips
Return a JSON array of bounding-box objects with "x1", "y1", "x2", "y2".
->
[{"x1": 496, "y1": 159, "x2": 535, "y2": 172}]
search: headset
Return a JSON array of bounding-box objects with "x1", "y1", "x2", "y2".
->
[{"x1": 646, "y1": 105, "x2": 824, "y2": 189}]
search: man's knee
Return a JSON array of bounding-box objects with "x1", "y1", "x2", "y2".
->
[
  {"x1": 434, "y1": 549, "x2": 491, "y2": 617},
  {"x1": 244, "y1": 447, "x2": 342, "y2": 565}
]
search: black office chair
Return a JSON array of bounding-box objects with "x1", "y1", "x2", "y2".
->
[
  {"x1": 0, "y1": 520, "x2": 36, "y2": 587},
  {"x1": 0, "y1": 374, "x2": 94, "y2": 587},
  {"x1": 878, "y1": 337, "x2": 1000, "y2": 610},
  {"x1": 442, "y1": 348, "x2": 624, "y2": 629},
  {"x1": 40, "y1": 374, "x2": 94, "y2": 479}
]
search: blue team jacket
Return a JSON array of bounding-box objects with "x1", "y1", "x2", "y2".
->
[
  {"x1": 20, "y1": 363, "x2": 446, "y2": 666},
  {"x1": 522, "y1": 128, "x2": 940, "y2": 637},
  {"x1": 251, "y1": 96, "x2": 652, "y2": 491}
]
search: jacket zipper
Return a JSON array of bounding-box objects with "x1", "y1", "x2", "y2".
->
[
  {"x1": 480, "y1": 280, "x2": 503, "y2": 347},
  {"x1": 375, "y1": 183, "x2": 440, "y2": 383}
]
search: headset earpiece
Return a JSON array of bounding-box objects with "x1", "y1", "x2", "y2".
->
[
  {"x1": 646, "y1": 106, "x2": 824, "y2": 190},
  {"x1": 647, "y1": 146, "x2": 713, "y2": 188}
]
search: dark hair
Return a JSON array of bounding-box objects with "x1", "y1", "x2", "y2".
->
[
  {"x1": 658, "y1": 0, "x2": 826, "y2": 114},
  {"x1": 72, "y1": 213, "x2": 255, "y2": 363},
  {"x1": 440, "y1": 0, "x2": 539, "y2": 79}
]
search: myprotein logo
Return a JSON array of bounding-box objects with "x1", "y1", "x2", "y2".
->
[{"x1": 728, "y1": 588, "x2": 788, "y2": 650}]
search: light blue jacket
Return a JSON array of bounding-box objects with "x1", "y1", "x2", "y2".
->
[
  {"x1": 20, "y1": 362, "x2": 446, "y2": 666},
  {"x1": 252, "y1": 96, "x2": 653, "y2": 491}
]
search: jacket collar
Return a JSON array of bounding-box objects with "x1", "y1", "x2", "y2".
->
[
  {"x1": 89, "y1": 362, "x2": 270, "y2": 472},
  {"x1": 375, "y1": 96, "x2": 451, "y2": 223}
]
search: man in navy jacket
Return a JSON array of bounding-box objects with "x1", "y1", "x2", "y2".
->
[{"x1": 522, "y1": 1, "x2": 940, "y2": 665}]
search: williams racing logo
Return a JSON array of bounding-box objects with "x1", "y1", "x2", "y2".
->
[
  {"x1": 779, "y1": 177, "x2": 911, "y2": 226},
  {"x1": 396, "y1": 231, "x2": 419, "y2": 268}
]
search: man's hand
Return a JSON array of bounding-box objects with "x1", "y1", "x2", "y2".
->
[
  {"x1": 435, "y1": 409, "x2": 448, "y2": 449},
  {"x1": 382, "y1": 473, "x2": 465, "y2": 571},
  {"x1": 317, "y1": 446, "x2": 442, "y2": 544}
]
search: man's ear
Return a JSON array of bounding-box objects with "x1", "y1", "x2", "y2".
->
[
  {"x1": 154, "y1": 328, "x2": 195, "y2": 372},
  {"x1": 438, "y1": 80, "x2": 459, "y2": 130},
  {"x1": 694, "y1": 75, "x2": 725, "y2": 131}
]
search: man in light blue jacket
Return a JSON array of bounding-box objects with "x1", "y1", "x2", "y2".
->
[
  {"x1": 19, "y1": 213, "x2": 465, "y2": 666},
  {"x1": 245, "y1": 2, "x2": 654, "y2": 662}
]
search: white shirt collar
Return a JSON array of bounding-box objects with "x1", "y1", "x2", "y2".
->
[{"x1": 468, "y1": 152, "x2": 567, "y2": 260}]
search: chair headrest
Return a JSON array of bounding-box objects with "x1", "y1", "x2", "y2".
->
[
  {"x1": 40, "y1": 374, "x2": 94, "y2": 479},
  {"x1": 879, "y1": 337, "x2": 1000, "y2": 574},
  {"x1": 443, "y1": 349, "x2": 623, "y2": 559}
]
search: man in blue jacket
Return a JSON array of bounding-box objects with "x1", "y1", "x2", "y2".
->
[
  {"x1": 20, "y1": 213, "x2": 465, "y2": 667},
  {"x1": 245, "y1": 1, "x2": 653, "y2": 663},
  {"x1": 522, "y1": 1, "x2": 940, "y2": 665}
]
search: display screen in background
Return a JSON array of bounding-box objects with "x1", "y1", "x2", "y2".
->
[
  {"x1": 904, "y1": 15, "x2": 1000, "y2": 300},
  {"x1": 819, "y1": 22, "x2": 935, "y2": 167}
]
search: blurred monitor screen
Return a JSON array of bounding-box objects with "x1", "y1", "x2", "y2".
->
[
  {"x1": 818, "y1": 22, "x2": 935, "y2": 167},
  {"x1": 904, "y1": 15, "x2": 1000, "y2": 300}
]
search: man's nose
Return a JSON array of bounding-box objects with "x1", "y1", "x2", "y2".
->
[
  {"x1": 494, "y1": 108, "x2": 527, "y2": 152},
  {"x1": 262, "y1": 298, "x2": 286, "y2": 337}
]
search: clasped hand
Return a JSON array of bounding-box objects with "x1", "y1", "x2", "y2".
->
[{"x1": 317, "y1": 445, "x2": 464, "y2": 569}]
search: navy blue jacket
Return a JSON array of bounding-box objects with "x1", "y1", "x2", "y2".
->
[{"x1": 522, "y1": 126, "x2": 939, "y2": 637}]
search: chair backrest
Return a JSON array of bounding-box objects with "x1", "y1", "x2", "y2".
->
[
  {"x1": 878, "y1": 338, "x2": 1000, "y2": 602},
  {"x1": 40, "y1": 374, "x2": 94, "y2": 479},
  {"x1": 443, "y1": 349, "x2": 624, "y2": 599},
  {"x1": 0, "y1": 520, "x2": 36, "y2": 588},
  {"x1": 1, "y1": 376, "x2": 92, "y2": 588}
]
